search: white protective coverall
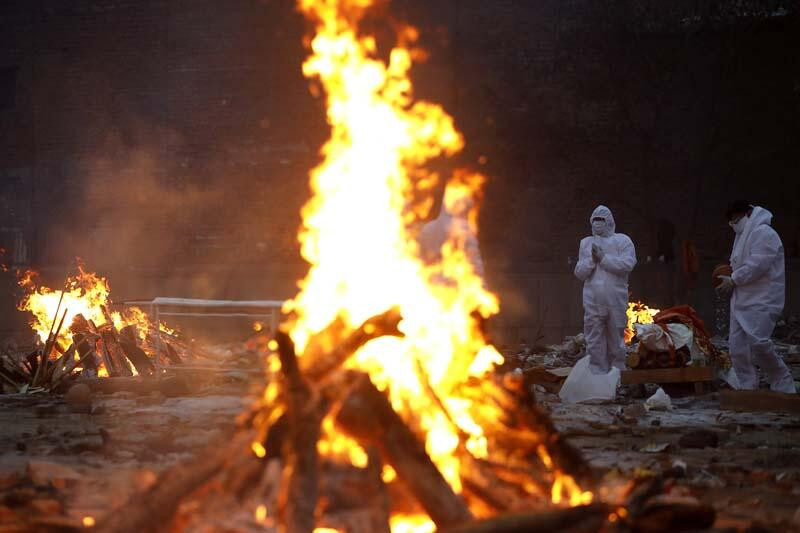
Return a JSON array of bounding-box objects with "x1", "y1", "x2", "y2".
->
[
  {"x1": 574, "y1": 206, "x2": 637, "y2": 374},
  {"x1": 728, "y1": 206, "x2": 795, "y2": 393},
  {"x1": 418, "y1": 195, "x2": 485, "y2": 278}
]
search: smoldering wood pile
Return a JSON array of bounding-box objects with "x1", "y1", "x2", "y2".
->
[{"x1": 93, "y1": 307, "x2": 716, "y2": 533}]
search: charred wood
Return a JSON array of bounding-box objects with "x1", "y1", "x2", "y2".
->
[
  {"x1": 276, "y1": 330, "x2": 326, "y2": 533},
  {"x1": 118, "y1": 334, "x2": 155, "y2": 376},
  {"x1": 335, "y1": 371, "x2": 472, "y2": 529},
  {"x1": 301, "y1": 306, "x2": 403, "y2": 382},
  {"x1": 164, "y1": 342, "x2": 183, "y2": 365}
]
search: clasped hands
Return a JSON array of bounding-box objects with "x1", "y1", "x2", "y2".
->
[{"x1": 591, "y1": 243, "x2": 605, "y2": 264}]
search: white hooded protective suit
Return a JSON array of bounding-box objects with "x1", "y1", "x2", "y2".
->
[
  {"x1": 728, "y1": 206, "x2": 795, "y2": 393},
  {"x1": 418, "y1": 198, "x2": 485, "y2": 278},
  {"x1": 574, "y1": 206, "x2": 637, "y2": 374}
]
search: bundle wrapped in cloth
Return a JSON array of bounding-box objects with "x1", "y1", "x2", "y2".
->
[{"x1": 627, "y1": 305, "x2": 731, "y2": 371}]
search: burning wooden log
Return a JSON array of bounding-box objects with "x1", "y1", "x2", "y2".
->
[
  {"x1": 119, "y1": 325, "x2": 156, "y2": 376},
  {"x1": 92, "y1": 305, "x2": 599, "y2": 533},
  {"x1": 301, "y1": 306, "x2": 404, "y2": 381},
  {"x1": 164, "y1": 341, "x2": 184, "y2": 365},
  {"x1": 459, "y1": 455, "x2": 538, "y2": 513},
  {"x1": 335, "y1": 371, "x2": 473, "y2": 529},
  {"x1": 456, "y1": 373, "x2": 594, "y2": 493},
  {"x1": 72, "y1": 331, "x2": 99, "y2": 376},
  {"x1": 318, "y1": 447, "x2": 391, "y2": 533},
  {"x1": 275, "y1": 330, "x2": 326, "y2": 533},
  {"x1": 98, "y1": 326, "x2": 132, "y2": 376}
]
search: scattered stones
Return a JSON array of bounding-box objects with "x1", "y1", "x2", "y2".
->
[{"x1": 65, "y1": 384, "x2": 93, "y2": 413}]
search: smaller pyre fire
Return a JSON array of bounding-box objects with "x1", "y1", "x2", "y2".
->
[
  {"x1": 2, "y1": 264, "x2": 181, "y2": 393},
  {"x1": 625, "y1": 301, "x2": 661, "y2": 344}
]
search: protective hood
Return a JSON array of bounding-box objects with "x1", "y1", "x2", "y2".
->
[
  {"x1": 730, "y1": 206, "x2": 772, "y2": 267},
  {"x1": 590, "y1": 205, "x2": 616, "y2": 237}
]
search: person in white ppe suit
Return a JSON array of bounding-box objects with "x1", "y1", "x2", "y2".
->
[
  {"x1": 716, "y1": 201, "x2": 795, "y2": 393},
  {"x1": 418, "y1": 182, "x2": 485, "y2": 278},
  {"x1": 574, "y1": 206, "x2": 637, "y2": 374}
]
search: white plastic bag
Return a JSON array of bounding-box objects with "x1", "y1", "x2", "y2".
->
[
  {"x1": 559, "y1": 355, "x2": 620, "y2": 404},
  {"x1": 644, "y1": 387, "x2": 673, "y2": 411}
]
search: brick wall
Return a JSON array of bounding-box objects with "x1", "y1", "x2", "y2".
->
[{"x1": 1, "y1": 0, "x2": 798, "y2": 341}]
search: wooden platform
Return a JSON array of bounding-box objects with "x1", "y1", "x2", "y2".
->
[{"x1": 621, "y1": 366, "x2": 715, "y2": 394}]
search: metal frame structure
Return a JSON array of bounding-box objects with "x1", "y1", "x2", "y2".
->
[{"x1": 122, "y1": 297, "x2": 284, "y2": 371}]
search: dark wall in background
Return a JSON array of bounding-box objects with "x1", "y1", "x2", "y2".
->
[{"x1": 1, "y1": 0, "x2": 799, "y2": 343}]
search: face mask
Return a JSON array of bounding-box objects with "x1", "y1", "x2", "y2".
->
[
  {"x1": 729, "y1": 217, "x2": 747, "y2": 234},
  {"x1": 592, "y1": 220, "x2": 607, "y2": 234}
]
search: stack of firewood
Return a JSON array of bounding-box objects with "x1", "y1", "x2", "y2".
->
[
  {"x1": 0, "y1": 297, "x2": 184, "y2": 394},
  {"x1": 627, "y1": 343, "x2": 691, "y2": 370},
  {"x1": 94, "y1": 309, "x2": 587, "y2": 531},
  {"x1": 93, "y1": 308, "x2": 717, "y2": 533}
]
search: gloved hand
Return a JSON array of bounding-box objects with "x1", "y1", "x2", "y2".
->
[
  {"x1": 716, "y1": 275, "x2": 734, "y2": 295},
  {"x1": 591, "y1": 244, "x2": 605, "y2": 263}
]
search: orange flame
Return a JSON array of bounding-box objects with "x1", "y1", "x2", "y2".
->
[
  {"x1": 625, "y1": 301, "x2": 660, "y2": 344},
  {"x1": 18, "y1": 265, "x2": 154, "y2": 346},
  {"x1": 389, "y1": 514, "x2": 436, "y2": 533},
  {"x1": 287, "y1": 0, "x2": 591, "y2": 525},
  {"x1": 17, "y1": 263, "x2": 166, "y2": 375},
  {"x1": 290, "y1": 0, "x2": 502, "y2": 496}
]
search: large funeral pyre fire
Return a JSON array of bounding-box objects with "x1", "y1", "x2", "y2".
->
[{"x1": 255, "y1": 0, "x2": 593, "y2": 530}]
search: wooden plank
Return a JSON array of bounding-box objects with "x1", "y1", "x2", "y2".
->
[
  {"x1": 719, "y1": 390, "x2": 800, "y2": 414},
  {"x1": 621, "y1": 366, "x2": 714, "y2": 385}
]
